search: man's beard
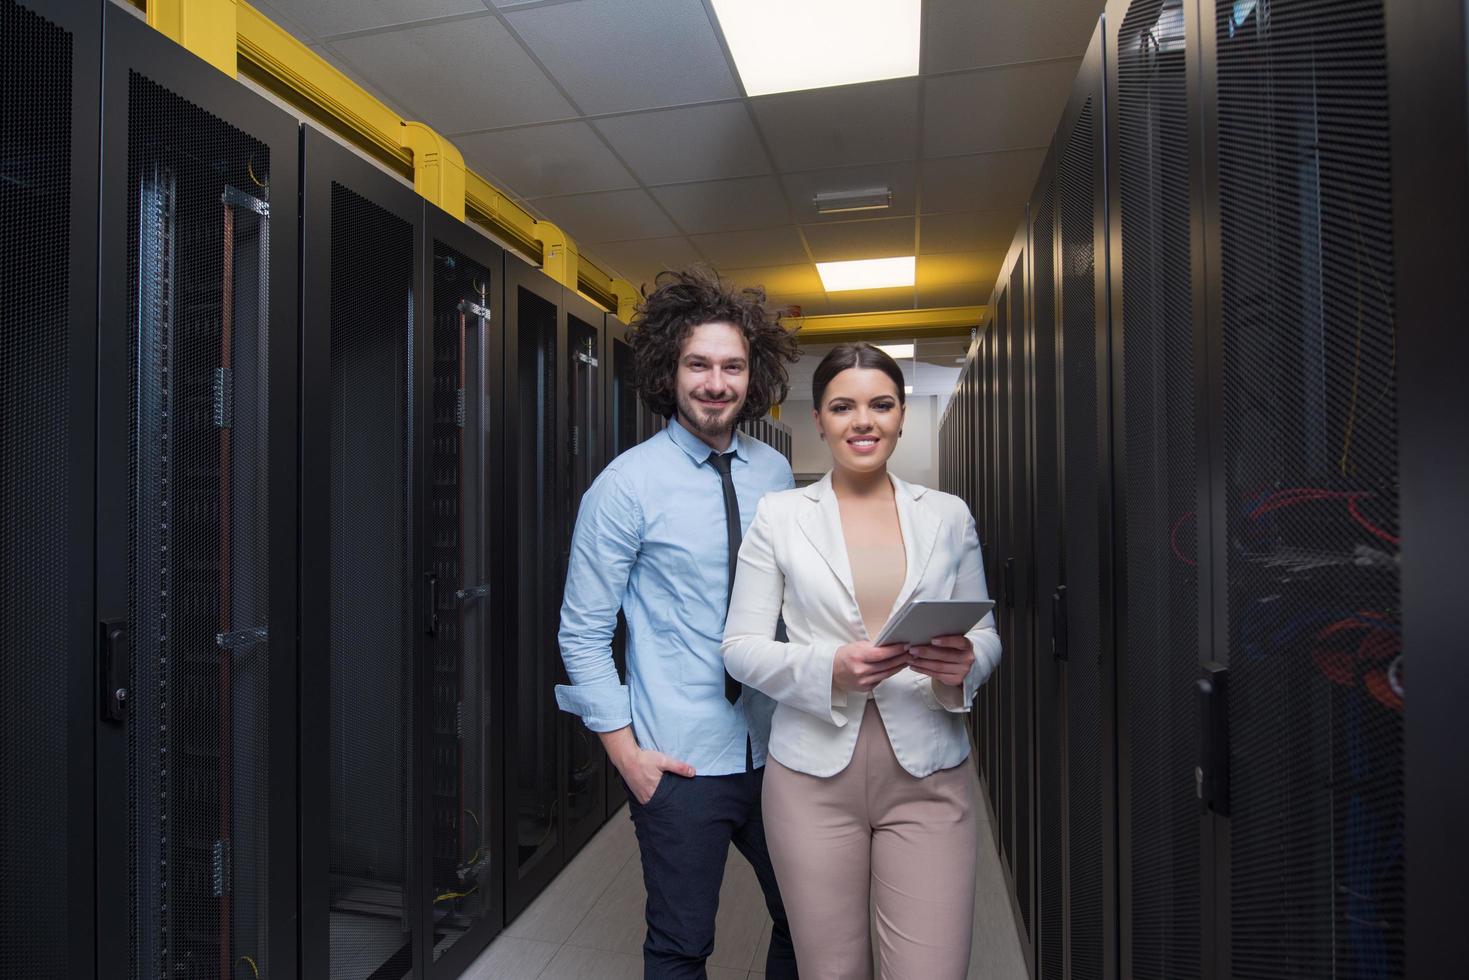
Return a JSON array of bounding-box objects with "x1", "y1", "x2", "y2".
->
[{"x1": 676, "y1": 389, "x2": 740, "y2": 438}]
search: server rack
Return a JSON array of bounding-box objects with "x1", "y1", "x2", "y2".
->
[
  {"x1": 421, "y1": 204, "x2": 508, "y2": 977},
  {"x1": 502, "y1": 257, "x2": 567, "y2": 918},
  {"x1": 561, "y1": 289, "x2": 610, "y2": 857},
  {"x1": 299, "y1": 125, "x2": 424, "y2": 980},
  {"x1": 1, "y1": 1, "x2": 99, "y2": 976},
  {"x1": 1389, "y1": 1, "x2": 1469, "y2": 974},
  {"x1": 95, "y1": 6, "x2": 302, "y2": 978},
  {"x1": 937, "y1": 0, "x2": 1458, "y2": 975},
  {"x1": 601, "y1": 313, "x2": 637, "y2": 818}
]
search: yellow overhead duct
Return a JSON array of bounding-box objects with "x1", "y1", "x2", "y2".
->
[
  {"x1": 786, "y1": 306, "x2": 986, "y2": 342},
  {"x1": 145, "y1": 0, "x2": 632, "y2": 312}
]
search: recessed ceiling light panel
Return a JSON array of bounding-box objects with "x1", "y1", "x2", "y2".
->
[
  {"x1": 711, "y1": 0, "x2": 922, "y2": 97},
  {"x1": 875, "y1": 343, "x2": 914, "y2": 359},
  {"x1": 816, "y1": 256, "x2": 916, "y2": 292},
  {"x1": 814, "y1": 187, "x2": 892, "y2": 214}
]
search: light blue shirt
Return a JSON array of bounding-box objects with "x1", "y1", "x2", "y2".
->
[{"x1": 555, "y1": 417, "x2": 795, "y2": 776}]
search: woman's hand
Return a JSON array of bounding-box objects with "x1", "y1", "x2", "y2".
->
[
  {"x1": 907, "y1": 634, "x2": 976, "y2": 688},
  {"x1": 833, "y1": 641, "x2": 911, "y2": 693}
]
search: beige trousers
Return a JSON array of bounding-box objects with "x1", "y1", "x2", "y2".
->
[{"x1": 762, "y1": 700, "x2": 979, "y2": 980}]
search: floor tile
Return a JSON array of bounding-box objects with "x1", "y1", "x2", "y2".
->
[
  {"x1": 564, "y1": 850, "x2": 648, "y2": 954},
  {"x1": 538, "y1": 944, "x2": 645, "y2": 980},
  {"x1": 710, "y1": 850, "x2": 770, "y2": 970},
  {"x1": 502, "y1": 810, "x2": 637, "y2": 943},
  {"x1": 459, "y1": 935, "x2": 560, "y2": 980}
]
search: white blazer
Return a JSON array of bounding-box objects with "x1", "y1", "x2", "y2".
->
[{"x1": 722, "y1": 472, "x2": 1002, "y2": 778}]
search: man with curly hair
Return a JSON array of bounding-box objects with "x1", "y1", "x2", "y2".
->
[{"x1": 557, "y1": 269, "x2": 801, "y2": 978}]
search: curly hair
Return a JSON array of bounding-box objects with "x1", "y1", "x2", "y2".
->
[{"x1": 627, "y1": 268, "x2": 801, "y2": 422}]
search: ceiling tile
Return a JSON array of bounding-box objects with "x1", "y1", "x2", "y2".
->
[
  {"x1": 585, "y1": 237, "x2": 704, "y2": 287},
  {"x1": 751, "y1": 79, "x2": 920, "y2": 172},
  {"x1": 690, "y1": 226, "x2": 810, "y2": 272},
  {"x1": 918, "y1": 250, "x2": 1009, "y2": 289},
  {"x1": 916, "y1": 282, "x2": 991, "y2": 309},
  {"x1": 528, "y1": 188, "x2": 678, "y2": 242},
  {"x1": 920, "y1": 149, "x2": 1048, "y2": 213},
  {"x1": 780, "y1": 163, "x2": 919, "y2": 224},
  {"x1": 925, "y1": 0, "x2": 1104, "y2": 74},
  {"x1": 923, "y1": 61, "x2": 1081, "y2": 157},
  {"x1": 823, "y1": 288, "x2": 917, "y2": 314},
  {"x1": 776, "y1": 293, "x2": 829, "y2": 318},
  {"x1": 594, "y1": 102, "x2": 771, "y2": 185},
  {"x1": 254, "y1": 0, "x2": 484, "y2": 39},
  {"x1": 802, "y1": 218, "x2": 917, "y2": 263},
  {"x1": 651, "y1": 176, "x2": 791, "y2": 234},
  {"x1": 456, "y1": 122, "x2": 636, "y2": 198},
  {"x1": 505, "y1": 0, "x2": 740, "y2": 115},
  {"x1": 307, "y1": 42, "x2": 416, "y2": 117},
  {"x1": 327, "y1": 16, "x2": 574, "y2": 132},
  {"x1": 718, "y1": 264, "x2": 824, "y2": 297},
  {"x1": 920, "y1": 210, "x2": 1023, "y2": 254}
]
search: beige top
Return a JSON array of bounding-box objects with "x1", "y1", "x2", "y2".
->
[{"x1": 847, "y1": 542, "x2": 907, "y2": 643}]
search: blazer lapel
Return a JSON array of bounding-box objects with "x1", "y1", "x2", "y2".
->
[
  {"x1": 796, "y1": 473, "x2": 860, "y2": 611},
  {"x1": 888, "y1": 476, "x2": 940, "y2": 619}
]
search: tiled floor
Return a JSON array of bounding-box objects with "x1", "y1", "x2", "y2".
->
[{"x1": 463, "y1": 804, "x2": 1030, "y2": 980}]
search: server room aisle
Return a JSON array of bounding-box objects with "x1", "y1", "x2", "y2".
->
[{"x1": 463, "y1": 806, "x2": 1028, "y2": 980}]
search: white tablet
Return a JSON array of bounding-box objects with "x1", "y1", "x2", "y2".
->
[{"x1": 873, "y1": 598, "x2": 995, "y2": 647}]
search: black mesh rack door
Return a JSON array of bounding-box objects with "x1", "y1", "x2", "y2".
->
[
  {"x1": 1209, "y1": 0, "x2": 1403, "y2": 975},
  {"x1": 562, "y1": 291, "x2": 608, "y2": 857},
  {"x1": 423, "y1": 208, "x2": 507, "y2": 976},
  {"x1": 299, "y1": 126, "x2": 423, "y2": 980},
  {"x1": 985, "y1": 319, "x2": 1002, "y2": 826},
  {"x1": 96, "y1": 9, "x2": 301, "y2": 978},
  {"x1": 1109, "y1": 1, "x2": 1206, "y2": 977},
  {"x1": 1057, "y1": 71, "x2": 1110, "y2": 980},
  {"x1": 604, "y1": 314, "x2": 638, "y2": 818},
  {"x1": 1, "y1": 1, "x2": 99, "y2": 976},
  {"x1": 993, "y1": 286, "x2": 1012, "y2": 855},
  {"x1": 1002, "y1": 240, "x2": 1036, "y2": 953},
  {"x1": 1029, "y1": 166, "x2": 1065, "y2": 980},
  {"x1": 503, "y1": 261, "x2": 566, "y2": 919}
]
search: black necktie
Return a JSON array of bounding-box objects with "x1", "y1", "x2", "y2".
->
[{"x1": 708, "y1": 451, "x2": 743, "y2": 705}]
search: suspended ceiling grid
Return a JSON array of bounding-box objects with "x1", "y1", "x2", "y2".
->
[{"x1": 251, "y1": 0, "x2": 1105, "y2": 317}]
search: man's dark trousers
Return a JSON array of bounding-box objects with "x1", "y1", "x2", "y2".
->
[{"x1": 626, "y1": 766, "x2": 798, "y2": 979}]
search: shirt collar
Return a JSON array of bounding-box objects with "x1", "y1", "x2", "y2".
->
[{"x1": 666, "y1": 414, "x2": 749, "y2": 464}]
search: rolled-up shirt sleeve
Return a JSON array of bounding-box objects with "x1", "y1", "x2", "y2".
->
[{"x1": 555, "y1": 468, "x2": 641, "y2": 732}]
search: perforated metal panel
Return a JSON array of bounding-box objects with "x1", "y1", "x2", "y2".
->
[
  {"x1": 510, "y1": 285, "x2": 561, "y2": 892},
  {"x1": 327, "y1": 182, "x2": 415, "y2": 979},
  {"x1": 1114, "y1": 2, "x2": 1204, "y2": 977},
  {"x1": 126, "y1": 69, "x2": 273, "y2": 980},
  {"x1": 1008, "y1": 252, "x2": 1034, "y2": 942},
  {"x1": 1059, "y1": 98, "x2": 1104, "y2": 980},
  {"x1": 1, "y1": 2, "x2": 73, "y2": 975},
  {"x1": 1215, "y1": 1, "x2": 1403, "y2": 975},
  {"x1": 994, "y1": 287, "x2": 1011, "y2": 850},
  {"x1": 1030, "y1": 179, "x2": 1065, "y2": 980},
  {"x1": 428, "y1": 241, "x2": 495, "y2": 961}
]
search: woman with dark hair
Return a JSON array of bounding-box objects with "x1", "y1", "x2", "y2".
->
[{"x1": 722, "y1": 341, "x2": 1001, "y2": 978}]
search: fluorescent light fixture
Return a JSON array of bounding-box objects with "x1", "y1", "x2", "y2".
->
[
  {"x1": 816, "y1": 256, "x2": 916, "y2": 292},
  {"x1": 710, "y1": 0, "x2": 921, "y2": 97},
  {"x1": 814, "y1": 187, "x2": 891, "y2": 215},
  {"x1": 875, "y1": 343, "x2": 914, "y2": 359},
  {"x1": 904, "y1": 385, "x2": 914, "y2": 395}
]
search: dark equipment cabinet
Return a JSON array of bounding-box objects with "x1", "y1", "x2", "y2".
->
[
  {"x1": 94, "y1": 6, "x2": 302, "y2": 979},
  {"x1": 1, "y1": 0, "x2": 99, "y2": 976},
  {"x1": 299, "y1": 125, "x2": 425, "y2": 980},
  {"x1": 938, "y1": 0, "x2": 1468, "y2": 975},
  {"x1": 421, "y1": 203, "x2": 508, "y2": 976},
  {"x1": 502, "y1": 257, "x2": 566, "y2": 919},
  {"x1": 561, "y1": 289, "x2": 610, "y2": 856}
]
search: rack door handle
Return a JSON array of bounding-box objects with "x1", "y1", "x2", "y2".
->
[
  {"x1": 426, "y1": 574, "x2": 440, "y2": 636},
  {"x1": 1003, "y1": 557, "x2": 1016, "y2": 609},
  {"x1": 100, "y1": 619, "x2": 129, "y2": 722},
  {"x1": 1196, "y1": 662, "x2": 1230, "y2": 817},
  {"x1": 1051, "y1": 585, "x2": 1068, "y2": 661}
]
